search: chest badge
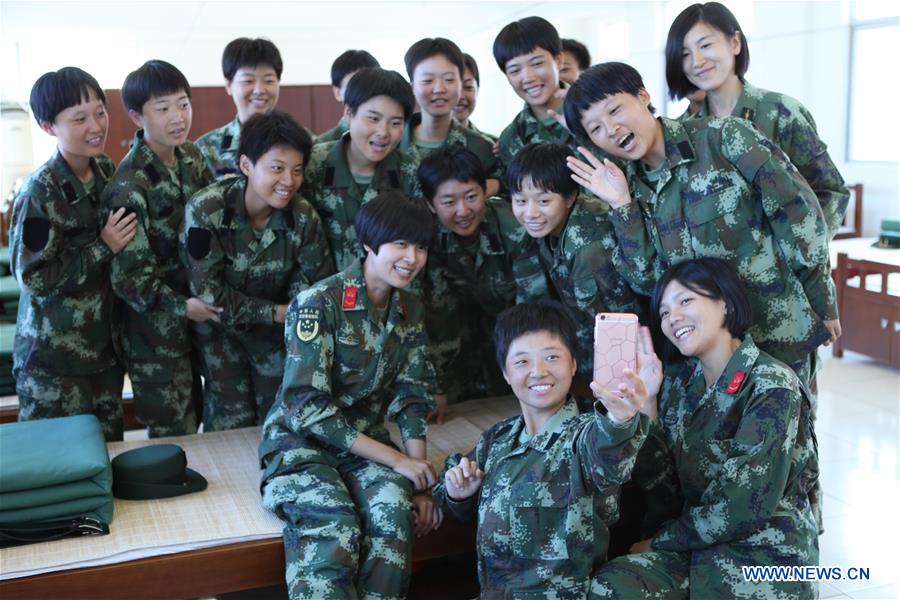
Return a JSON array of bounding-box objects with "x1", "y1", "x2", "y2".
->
[
  {"x1": 725, "y1": 370, "x2": 746, "y2": 394},
  {"x1": 296, "y1": 308, "x2": 320, "y2": 342}
]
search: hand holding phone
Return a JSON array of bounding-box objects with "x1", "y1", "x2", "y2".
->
[{"x1": 593, "y1": 312, "x2": 639, "y2": 395}]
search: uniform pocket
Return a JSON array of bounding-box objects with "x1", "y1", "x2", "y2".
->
[
  {"x1": 509, "y1": 484, "x2": 570, "y2": 560},
  {"x1": 685, "y1": 185, "x2": 759, "y2": 256}
]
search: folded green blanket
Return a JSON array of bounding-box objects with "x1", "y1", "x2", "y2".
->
[{"x1": 0, "y1": 415, "x2": 113, "y2": 524}]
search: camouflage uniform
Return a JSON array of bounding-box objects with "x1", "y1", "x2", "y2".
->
[
  {"x1": 607, "y1": 116, "x2": 836, "y2": 383},
  {"x1": 195, "y1": 116, "x2": 242, "y2": 180},
  {"x1": 514, "y1": 196, "x2": 645, "y2": 379},
  {"x1": 467, "y1": 120, "x2": 498, "y2": 143},
  {"x1": 401, "y1": 114, "x2": 502, "y2": 183},
  {"x1": 304, "y1": 138, "x2": 422, "y2": 270},
  {"x1": 433, "y1": 399, "x2": 649, "y2": 599},
  {"x1": 259, "y1": 259, "x2": 435, "y2": 600},
  {"x1": 104, "y1": 130, "x2": 214, "y2": 437},
  {"x1": 497, "y1": 100, "x2": 583, "y2": 174},
  {"x1": 423, "y1": 198, "x2": 527, "y2": 399},
  {"x1": 196, "y1": 115, "x2": 318, "y2": 180},
  {"x1": 9, "y1": 149, "x2": 124, "y2": 440},
  {"x1": 592, "y1": 335, "x2": 819, "y2": 599},
  {"x1": 692, "y1": 82, "x2": 849, "y2": 238},
  {"x1": 182, "y1": 177, "x2": 334, "y2": 431},
  {"x1": 316, "y1": 116, "x2": 349, "y2": 144}
]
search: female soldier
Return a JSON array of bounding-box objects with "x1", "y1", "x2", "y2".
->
[
  {"x1": 592, "y1": 258, "x2": 819, "y2": 600},
  {"x1": 183, "y1": 111, "x2": 333, "y2": 431},
  {"x1": 666, "y1": 2, "x2": 848, "y2": 238}
]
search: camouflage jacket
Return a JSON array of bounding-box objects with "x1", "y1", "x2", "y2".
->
[
  {"x1": 316, "y1": 116, "x2": 349, "y2": 144},
  {"x1": 608, "y1": 116, "x2": 836, "y2": 368},
  {"x1": 497, "y1": 100, "x2": 582, "y2": 173},
  {"x1": 693, "y1": 82, "x2": 848, "y2": 238},
  {"x1": 195, "y1": 115, "x2": 242, "y2": 180},
  {"x1": 196, "y1": 115, "x2": 319, "y2": 180},
  {"x1": 259, "y1": 259, "x2": 435, "y2": 476},
  {"x1": 515, "y1": 197, "x2": 644, "y2": 378},
  {"x1": 304, "y1": 138, "x2": 422, "y2": 270},
  {"x1": 104, "y1": 130, "x2": 214, "y2": 362},
  {"x1": 10, "y1": 149, "x2": 117, "y2": 375},
  {"x1": 467, "y1": 120, "x2": 498, "y2": 143},
  {"x1": 434, "y1": 399, "x2": 649, "y2": 599},
  {"x1": 401, "y1": 114, "x2": 502, "y2": 182},
  {"x1": 423, "y1": 198, "x2": 528, "y2": 389},
  {"x1": 181, "y1": 176, "x2": 334, "y2": 335},
  {"x1": 633, "y1": 335, "x2": 819, "y2": 556}
]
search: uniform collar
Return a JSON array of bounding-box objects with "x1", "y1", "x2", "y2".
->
[
  {"x1": 515, "y1": 82, "x2": 573, "y2": 142},
  {"x1": 48, "y1": 148, "x2": 109, "y2": 202},
  {"x1": 697, "y1": 80, "x2": 759, "y2": 121},
  {"x1": 328, "y1": 135, "x2": 404, "y2": 190},
  {"x1": 401, "y1": 113, "x2": 468, "y2": 154},
  {"x1": 508, "y1": 398, "x2": 580, "y2": 456},
  {"x1": 433, "y1": 206, "x2": 505, "y2": 256},
  {"x1": 341, "y1": 258, "x2": 409, "y2": 320},
  {"x1": 131, "y1": 129, "x2": 189, "y2": 171},
  {"x1": 220, "y1": 177, "x2": 295, "y2": 232},
  {"x1": 712, "y1": 334, "x2": 759, "y2": 396},
  {"x1": 623, "y1": 117, "x2": 696, "y2": 184}
]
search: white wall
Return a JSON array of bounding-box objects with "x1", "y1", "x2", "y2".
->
[{"x1": 2, "y1": 0, "x2": 896, "y2": 234}]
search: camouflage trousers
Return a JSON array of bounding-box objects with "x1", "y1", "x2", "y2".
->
[
  {"x1": 128, "y1": 354, "x2": 196, "y2": 438},
  {"x1": 590, "y1": 541, "x2": 819, "y2": 600},
  {"x1": 262, "y1": 452, "x2": 415, "y2": 600},
  {"x1": 16, "y1": 365, "x2": 125, "y2": 441},
  {"x1": 194, "y1": 324, "x2": 283, "y2": 432}
]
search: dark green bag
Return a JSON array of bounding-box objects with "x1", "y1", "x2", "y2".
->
[{"x1": 0, "y1": 414, "x2": 113, "y2": 543}]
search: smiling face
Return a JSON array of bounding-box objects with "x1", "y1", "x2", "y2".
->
[
  {"x1": 131, "y1": 90, "x2": 192, "y2": 154},
  {"x1": 503, "y1": 48, "x2": 562, "y2": 110},
  {"x1": 453, "y1": 67, "x2": 479, "y2": 124},
  {"x1": 503, "y1": 330, "x2": 576, "y2": 419},
  {"x1": 412, "y1": 54, "x2": 461, "y2": 119},
  {"x1": 579, "y1": 90, "x2": 662, "y2": 163},
  {"x1": 240, "y1": 144, "x2": 304, "y2": 212},
  {"x1": 42, "y1": 88, "x2": 109, "y2": 160},
  {"x1": 681, "y1": 21, "x2": 742, "y2": 93},
  {"x1": 226, "y1": 64, "x2": 280, "y2": 122},
  {"x1": 511, "y1": 176, "x2": 575, "y2": 239},
  {"x1": 657, "y1": 279, "x2": 733, "y2": 361},
  {"x1": 559, "y1": 50, "x2": 581, "y2": 85},
  {"x1": 364, "y1": 239, "x2": 428, "y2": 291},
  {"x1": 345, "y1": 95, "x2": 406, "y2": 170},
  {"x1": 429, "y1": 178, "x2": 486, "y2": 238}
]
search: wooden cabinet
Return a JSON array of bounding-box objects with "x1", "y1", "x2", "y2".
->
[{"x1": 103, "y1": 85, "x2": 342, "y2": 165}]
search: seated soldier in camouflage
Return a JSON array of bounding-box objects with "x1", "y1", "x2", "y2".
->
[
  {"x1": 453, "y1": 53, "x2": 498, "y2": 143},
  {"x1": 402, "y1": 38, "x2": 501, "y2": 196},
  {"x1": 508, "y1": 142, "x2": 644, "y2": 381},
  {"x1": 195, "y1": 38, "x2": 283, "y2": 180},
  {"x1": 259, "y1": 191, "x2": 440, "y2": 600},
  {"x1": 433, "y1": 299, "x2": 654, "y2": 598},
  {"x1": 418, "y1": 147, "x2": 528, "y2": 422},
  {"x1": 564, "y1": 61, "x2": 839, "y2": 391},
  {"x1": 104, "y1": 60, "x2": 220, "y2": 438},
  {"x1": 317, "y1": 49, "x2": 380, "y2": 144},
  {"x1": 304, "y1": 67, "x2": 421, "y2": 270},
  {"x1": 593, "y1": 258, "x2": 819, "y2": 599},
  {"x1": 182, "y1": 111, "x2": 334, "y2": 431},
  {"x1": 10, "y1": 67, "x2": 137, "y2": 441}
]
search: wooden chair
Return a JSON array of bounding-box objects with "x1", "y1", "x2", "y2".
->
[{"x1": 834, "y1": 183, "x2": 863, "y2": 239}]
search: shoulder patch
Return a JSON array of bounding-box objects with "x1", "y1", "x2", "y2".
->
[
  {"x1": 296, "y1": 307, "x2": 321, "y2": 342},
  {"x1": 23, "y1": 217, "x2": 51, "y2": 252},
  {"x1": 187, "y1": 227, "x2": 212, "y2": 260}
]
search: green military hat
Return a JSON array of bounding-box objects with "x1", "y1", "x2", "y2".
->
[{"x1": 112, "y1": 444, "x2": 207, "y2": 500}]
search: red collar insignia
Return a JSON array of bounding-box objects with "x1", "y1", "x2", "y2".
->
[
  {"x1": 725, "y1": 370, "x2": 746, "y2": 394},
  {"x1": 342, "y1": 285, "x2": 358, "y2": 309}
]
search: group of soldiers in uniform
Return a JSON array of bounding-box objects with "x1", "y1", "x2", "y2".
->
[{"x1": 9, "y1": 1, "x2": 846, "y2": 598}]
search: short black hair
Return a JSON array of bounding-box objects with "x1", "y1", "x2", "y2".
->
[
  {"x1": 343, "y1": 68, "x2": 415, "y2": 121},
  {"x1": 418, "y1": 147, "x2": 487, "y2": 202},
  {"x1": 494, "y1": 299, "x2": 578, "y2": 370},
  {"x1": 330, "y1": 50, "x2": 380, "y2": 88},
  {"x1": 650, "y1": 257, "x2": 752, "y2": 358},
  {"x1": 561, "y1": 39, "x2": 591, "y2": 70},
  {"x1": 665, "y1": 2, "x2": 749, "y2": 100},
  {"x1": 462, "y1": 53, "x2": 480, "y2": 85},
  {"x1": 507, "y1": 142, "x2": 578, "y2": 198},
  {"x1": 222, "y1": 37, "x2": 283, "y2": 81},
  {"x1": 355, "y1": 190, "x2": 433, "y2": 253},
  {"x1": 563, "y1": 62, "x2": 654, "y2": 143},
  {"x1": 492, "y1": 16, "x2": 561, "y2": 72},
  {"x1": 29, "y1": 67, "x2": 106, "y2": 125},
  {"x1": 404, "y1": 38, "x2": 465, "y2": 81},
  {"x1": 121, "y1": 60, "x2": 191, "y2": 113},
  {"x1": 237, "y1": 111, "x2": 312, "y2": 167}
]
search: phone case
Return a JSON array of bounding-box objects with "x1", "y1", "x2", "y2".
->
[{"x1": 593, "y1": 312, "x2": 639, "y2": 393}]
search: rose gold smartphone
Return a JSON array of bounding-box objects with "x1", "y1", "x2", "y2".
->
[{"x1": 593, "y1": 313, "x2": 639, "y2": 393}]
